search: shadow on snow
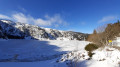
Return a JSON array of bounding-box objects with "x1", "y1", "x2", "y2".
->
[{"x1": 0, "y1": 40, "x2": 67, "y2": 62}]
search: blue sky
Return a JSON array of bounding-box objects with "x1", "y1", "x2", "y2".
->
[{"x1": 0, "y1": 0, "x2": 120, "y2": 33}]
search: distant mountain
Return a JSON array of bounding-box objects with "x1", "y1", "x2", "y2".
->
[{"x1": 0, "y1": 19, "x2": 89, "y2": 40}]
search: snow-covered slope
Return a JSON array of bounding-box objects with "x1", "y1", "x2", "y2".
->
[
  {"x1": 58, "y1": 47, "x2": 120, "y2": 67},
  {"x1": 0, "y1": 19, "x2": 88, "y2": 40}
]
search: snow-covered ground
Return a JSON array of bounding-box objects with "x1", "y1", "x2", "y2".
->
[
  {"x1": 58, "y1": 47, "x2": 120, "y2": 67},
  {"x1": 114, "y1": 37, "x2": 120, "y2": 47},
  {"x1": 0, "y1": 59, "x2": 67, "y2": 67},
  {"x1": 0, "y1": 39, "x2": 89, "y2": 67},
  {"x1": 0, "y1": 39, "x2": 120, "y2": 67},
  {"x1": 0, "y1": 39, "x2": 89, "y2": 61}
]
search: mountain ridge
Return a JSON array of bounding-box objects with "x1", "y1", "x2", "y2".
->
[{"x1": 0, "y1": 19, "x2": 89, "y2": 40}]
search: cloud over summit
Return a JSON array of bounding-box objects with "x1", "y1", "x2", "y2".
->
[
  {"x1": 98, "y1": 16, "x2": 118, "y2": 23},
  {"x1": 0, "y1": 12, "x2": 67, "y2": 27}
]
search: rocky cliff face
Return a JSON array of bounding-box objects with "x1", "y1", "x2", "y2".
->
[{"x1": 0, "y1": 20, "x2": 88, "y2": 40}]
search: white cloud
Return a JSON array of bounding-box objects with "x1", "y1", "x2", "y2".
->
[
  {"x1": 0, "y1": 12, "x2": 67, "y2": 27},
  {"x1": 12, "y1": 13, "x2": 28, "y2": 23},
  {"x1": 0, "y1": 14, "x2": 11, "y2": 19},
  {"x1": 13, "y1": 13, "x2": 67, "y2": 27},
  {"x1": 98, "y1": 16, "x2": 118, "y2": 23},
  {"x1": 67, "y1": 29, "x2": 76, "y2": 32},
  {"x1": 34, "y1": 18, "x2": 51, "y2": 26}
]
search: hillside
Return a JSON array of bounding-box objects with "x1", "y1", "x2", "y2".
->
[{"x1": 0, "y1": 20, "x2": 88, "y2": 40}]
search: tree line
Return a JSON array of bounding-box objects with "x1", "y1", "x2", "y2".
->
[{"x1": 87, "y1": 20, "x2": 120, "y2": 47}]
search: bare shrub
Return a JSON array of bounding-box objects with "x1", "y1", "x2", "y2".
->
[
  {"x1": 87, "y1": 20, "x2": 120, "y2": 46},
  {"x1": 85, "y1": 43, "x2": 98, "y2": 57},
  {"x1": 85, "y1": 43, "x2": 99, "y2": 52}
]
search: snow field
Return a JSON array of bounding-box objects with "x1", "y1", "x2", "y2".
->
[
  {"x1": 0, "y1": 39, "x2": 120, "y2": 67},
  {"x1": 0, "y1": 39, "x2": 89, "y2": 62}
]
